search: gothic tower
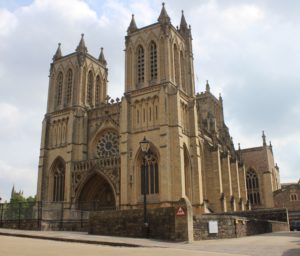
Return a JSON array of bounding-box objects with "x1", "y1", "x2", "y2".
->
[
  {"x1": 120, "y1": 4, "x2": 204, "y2": 211},
  {"x1": 37, "y1": 34, "x2": 110, "y2": 203}
]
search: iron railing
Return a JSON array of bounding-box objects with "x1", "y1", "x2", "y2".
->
[{"x1": 0, "y1": 201, "x2": 116, "y2": 230}]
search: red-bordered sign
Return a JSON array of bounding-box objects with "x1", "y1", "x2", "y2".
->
[{"x1": 176, "y1": 206, "x2": 186, "y2": 216}]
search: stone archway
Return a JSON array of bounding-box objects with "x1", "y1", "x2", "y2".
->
[{"x1": 78, "y1": 173, "x2": 116, "y2": 211}]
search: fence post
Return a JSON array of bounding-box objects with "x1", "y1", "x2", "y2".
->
[
  {"x1": 18, "y1": 202, "x2": 21, "y2": 229},
  {"x1": 37, "y1": 201, "x2": 42, "y2": 230},
  {"x1": 80, "y1": 210, "x2": 83, "y2": 229},
  {"x1": 0, "y1": 204, "x2": 3, "y2": 228},
  {"x1": 60, "y1": 202, "x2": 64, "y2": 231}
]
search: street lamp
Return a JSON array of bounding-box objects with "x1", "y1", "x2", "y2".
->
[{"x1": 139, "y1": 136, "x2": 150, "y2": 237}]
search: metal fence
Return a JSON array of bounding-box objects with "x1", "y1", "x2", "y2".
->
[{"x1": 0, "y1": 201, "x2": 116, "y2": 231}]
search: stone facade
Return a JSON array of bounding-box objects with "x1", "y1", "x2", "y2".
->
[
  {"x1": 239, "y1": 133, "x2": 281, "y2": 209},
  {"x1": 274, "y1": 181, "x2": 300, "y2": 221},
  {"x1": 36, "y1": 3, "x2": 281, "y2": 223}
]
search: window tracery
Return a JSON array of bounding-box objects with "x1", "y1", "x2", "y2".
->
[
  {"x1": 65, "y1": 69, "x2": 73, "y2": 105},
  {"x1": 53, "y1": 159, "x2": 65, "y2": 202},
  {"x1": 141, "y1": 151, "x2": 159, "y2": 195},
  {"x1": 96, "y1": 131, "x2": 119, "y2": 158},
  {"x1": 95, "y1": 75, "x2": 101, "y2": 105},
  {"x1": 246, "y1": 169, "x2": 260, "y2": 205},
  {"x1": 56, "y1": 72, "x2": 63, "y2": 107},
  {"x1": 150, "y1": 41, "x2": 157, "y2": 80},
  {"x1": 137, "y1": 45, "x2": 144, "y2": 84},
  {"x1": 87, "y1": 71, "x2": 94, "y2": 106}
]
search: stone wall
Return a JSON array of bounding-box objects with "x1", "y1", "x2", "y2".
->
[
  {"x1": 41, "y1": 220, "x2": 88, "y2": 231},
  {"x1": 218, "y1": 208, "x2": 288, "y2": 222},
  {"x1": 89, "y1": 207, "x2": 176, "y2": 240},
  {"x1": 193, "y1": 214, "x2": 289, "y2": 240},
  {"x1": 89, "y1": 198, "x2": 193, "y2": 242}
]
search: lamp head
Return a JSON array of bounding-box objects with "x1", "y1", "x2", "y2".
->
[{"x1": 140, "y1": 136, "x2": 150, "y2": 153}]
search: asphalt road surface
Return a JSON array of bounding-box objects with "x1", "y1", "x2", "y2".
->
[{"x1": 0, "y1": 231, "x2": 299, "y2": 256}]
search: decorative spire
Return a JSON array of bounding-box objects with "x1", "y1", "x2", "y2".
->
[
  {"x1": 98, "y1": 47, "x2": 107, "y2": 66},
  {"x1": 219, "y1": 93, "x2": 223, "y2": 104},
  {"x1": 238, "y1": 143, "x2": 241, "y2": 151},
  {"x1": 127, "y1": 14, "x2": 138, "y2": 34},
  {"x1": 158, "y1": 2, "x2": 170, "y2": 24},
  {"x1": 52, "y1": 43, "x2": 62, "y2": 61},
  {"x1": 76, "y1": 33, "x2": 88, "y2": 54},
  {"x1": 205, "y1": 80, "x2": 210, "y2": 92},
  {"x1": 262, "y1": 130, "x2": 267, "y2": 146},
  {"x1": 180, "y1": 10, "x2": 188, "y2": 30},
  {"x1": 11, "y1": 185, "x2": 15, "y2": 199}
]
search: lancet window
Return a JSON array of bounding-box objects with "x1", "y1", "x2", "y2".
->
[
  {"x1": 246, "y1": 169, "x2": 261, "y2": 205},
  {"x1": 137, "y1": 45, "x2": 144, "y2": 84},
  {"x1": 150, "y1": 41, "x2": 157, "y2": 80},
  {"x1": 87, "y1": 71, "x2": 94, "y2": 106},
  {"x1": 52, "y1": 159, "x2": 65, "y2": 202},
  {"x1": 56, "y1": 72, "x2": 63, "y2": 107},
  {"x1": 95, "y1": 75, "x2": 101, "y2": 105},
  {"x1": 65, "y1": 69, "x2": 73, "y2": 105},
  {"x1": 141, "y1": 151, "x2": 159, "y2": 195}
]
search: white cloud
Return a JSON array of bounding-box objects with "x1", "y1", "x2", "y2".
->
[
  {"x1": 221, "y1": 4, "x2": 264, "y2": 31},
  {"x1": 0, "y1": 103, "x2": 23, "y2": 134},
  {"x1": 0, "y1": 159, "x2": 36, "y2": 201},
  {"x1": 0, "y1": 8, "x2": 18, "y2": 36}
]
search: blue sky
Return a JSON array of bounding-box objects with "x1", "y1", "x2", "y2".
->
[{"x1": 0, "y1": 0, "x2": 299, "y2": 201}]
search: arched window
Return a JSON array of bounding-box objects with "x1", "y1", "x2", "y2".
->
[
  {"x1": 150, "y1": 41, "x2": 157, "y2": 80},
  {"x1": 56, "y1": 72, "x2": 63, "y2": 107},
  {"x1": 246, "y1": 169, "x2": 260, "y2": 205},
  {"x1": 52, "y1": 159, "x2": 65, "y2": 202},
  {"x1": 87, "y1": 71, "x2": 94, "y2": 106},
  {"x1": 137, "y1": 45, "x2": 144, "y2": 84},
  {"x1": 65, "y1": 69, "x2": 73, "y2": 105},
  {"x1": 173, "y1": 44, "x2": 179, "y2": 85},
  {"x1": 141, "y1": 151, "x2": 159, "y2": 195},
  {"x1": 290, "y1": 193, "x2": 298, "y2": 201},
  {"x1": 180, "y1": 51, "x2": 186, "y2": 91},
  {"x1": 95, "y1": 75, "x2": 101, "y2": 105}
]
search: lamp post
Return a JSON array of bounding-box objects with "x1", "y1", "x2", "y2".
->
[{"x1": 139, "y1": 136, "x2": 150, "y2": 237}]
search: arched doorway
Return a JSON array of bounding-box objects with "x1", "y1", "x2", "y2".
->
[{"x1": 78, "y1": 173, "x2": 116, "y2": 211}]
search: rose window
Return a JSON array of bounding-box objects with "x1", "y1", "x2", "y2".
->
[{"x1": 96, "y1": 131, "x2": 119, "y2": 158}]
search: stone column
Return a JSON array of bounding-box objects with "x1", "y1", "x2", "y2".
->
[{"x1": 221, "y1": 153, "x2": 233, "y2": 212}]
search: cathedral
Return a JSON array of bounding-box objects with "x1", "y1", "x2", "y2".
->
[{"x1": 36, "y1": 3, "x2": 281, "y2": 217}]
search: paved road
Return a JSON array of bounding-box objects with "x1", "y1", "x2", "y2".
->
[{"x1": 0, "y1": 230, "x2": 299, "y2": 256}]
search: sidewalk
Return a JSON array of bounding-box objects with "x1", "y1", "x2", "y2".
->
[
  {"x1": 0, "y1": 228, "x2": 175, "y2": 248},
  {"x1": 0, "y1": 228, "x2": 299, "y2": 256}
]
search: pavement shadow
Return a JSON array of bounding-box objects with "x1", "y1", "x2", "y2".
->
[
  {"x1": 263, "y1": 232, "x2": 300, "y2": 238},
  {"x1": 282, "y1": 248, "x2": 300, "y2": 256}
]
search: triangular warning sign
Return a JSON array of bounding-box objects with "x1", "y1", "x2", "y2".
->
[{"x1": 176, "y1": 206, "x2": 185, "y2": 216}]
